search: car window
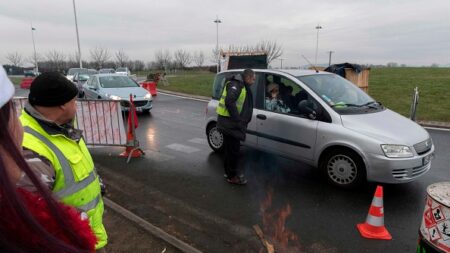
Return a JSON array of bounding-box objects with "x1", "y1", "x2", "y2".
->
[
  {"x1": 260, "y1": 73, "x2": 323, "y2": 119},
  {"x1": 212, "y1": 72, "x2": 259, "y2": 103},
  {"x1": 212, "y1": 72, "x2": 238, "y2": 99},
  {"x1": 297, "y1": 74, "x2": 382, "y2": 114},
  {"x1": 99, "y1": 76, "x2": 139, "y2": 88},
  {"x1": 91, "y1": 77, "x2": 99, "y2": 88}
]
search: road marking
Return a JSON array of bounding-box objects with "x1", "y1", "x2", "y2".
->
[
  {"x1": 143, "y1": 150, "x2": 174, "y2": 162},
  {"x1": 158, "y1": 92, "x2": 209, "y2": 102},
  {"x1": 104, "y1": 198, "x2": 203, "y2": 253},
  {"x1": 188, "y1": 138, "x2": 207, "y2": 145},
  {"x1": 166, "y1": 143, "x2": 200, "y2": 153}
]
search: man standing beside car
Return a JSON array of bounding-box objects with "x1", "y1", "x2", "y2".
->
[
  {"x1": 217, "y1": 69, "x2": 255, "y2": 185},
  {"x1": 19, "y1": 72, "x2": 108, "y2": 251}
]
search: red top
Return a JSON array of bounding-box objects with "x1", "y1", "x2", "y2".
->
[{"x1": 0, "y1": 188, "x2": 97, "y2": 252}]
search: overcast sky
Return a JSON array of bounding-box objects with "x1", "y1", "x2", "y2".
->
[{"x1": 1, "y1": 0, "x2": 449, "y2": 67}]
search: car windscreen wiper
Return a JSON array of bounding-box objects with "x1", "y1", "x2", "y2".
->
[{"x1": 360, "y1": 101, "x2": 382, "y2": 108}]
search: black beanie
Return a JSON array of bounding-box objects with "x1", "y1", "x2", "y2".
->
[{"x1": 29, "y1": 72, "x2": 79, "y2": 107}]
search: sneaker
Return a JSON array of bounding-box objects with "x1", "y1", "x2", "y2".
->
[{"x1": 226, "y1": 176, "x2": 247, "y2": 185}]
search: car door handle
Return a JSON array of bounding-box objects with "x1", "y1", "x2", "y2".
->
[{"x1": 256, "y1": 114, "x2": 267, "y2": 120}]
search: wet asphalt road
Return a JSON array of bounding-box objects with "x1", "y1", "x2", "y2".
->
[{"x1": 78, "y1": 93, "x2": 450, "y2": 252}]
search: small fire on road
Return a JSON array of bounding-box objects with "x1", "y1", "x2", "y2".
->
[{"x1": 255, "y1": 188, "x2": 301, "y2": 253}]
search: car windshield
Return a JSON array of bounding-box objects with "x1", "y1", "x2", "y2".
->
[
  {"x1": 99, "y1": 76, "x2": 138, "y2": 88},
  {"x1": 297, "y1": 74, "x2": 380, "y2": 112},
  {"x1": 68, "y1": 68, "x2": 88, "y2": 75},
  {"x1": 116, "y1": 68, "x2": 127, "y2": 72}
]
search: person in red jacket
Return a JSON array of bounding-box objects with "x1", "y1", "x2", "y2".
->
[{"x1": 0, "y1": 66, "x2": 97, "y2": 253}]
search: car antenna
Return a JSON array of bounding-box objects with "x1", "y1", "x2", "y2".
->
[{"x1": 302, "y1": 55, "x2": 319, "y2": 73}]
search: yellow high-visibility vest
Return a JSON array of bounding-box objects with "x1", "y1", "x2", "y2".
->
[
  {"x1": 216, "y1": 81, "x2": 247, "y2": 117},
  {"x1": 20, "y1": 111, "x2": 107, "y2": 249}
]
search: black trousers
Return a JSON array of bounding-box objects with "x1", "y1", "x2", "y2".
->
[{"x1": 223, "y1": 133, "x2": 241, "y2": 178}]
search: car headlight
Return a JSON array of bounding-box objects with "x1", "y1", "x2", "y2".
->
[
  {"x1": 109, "y1": 95, "x2": 122, "y2": 100},
  {"x1": 381, "y1": 144, "x2": 414, "y2": 158},
  {"x1": 144, "y1": 93, "x2": 152, "y2": 99}
]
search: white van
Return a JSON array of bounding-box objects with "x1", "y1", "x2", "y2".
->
[{"x1": 205, "y1": 69, "x2": 434, "y2": 188}]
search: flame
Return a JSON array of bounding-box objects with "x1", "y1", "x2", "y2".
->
[{"x1": 260, "y1": 188, "x2": 301, "y2": 253}]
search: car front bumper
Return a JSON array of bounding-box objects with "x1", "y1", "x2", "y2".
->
[
  {"x1": 120, "y1": 100, "x2": 152, "y2": 111},
  {"x1": 365, "y1": 146, "x2": 435, "y2": 184}
]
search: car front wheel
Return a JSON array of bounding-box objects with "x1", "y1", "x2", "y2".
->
[
  {"x1": 320, "y1": 149, "x2": 366, "y2": 188},
  {"x1": 207, "y1": 123, "x2": 224, "y2": 153}
]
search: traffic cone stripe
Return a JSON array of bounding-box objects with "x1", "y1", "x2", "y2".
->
[
  {"x1": 369, "y1": 206, "x2": 384, "y2": 217},
  {"x1": 366, "y1": 214, "x2": 385, "y2": 227},
  {"x1": 371, "y1": 196, "x2": 383, "y2": 207}
]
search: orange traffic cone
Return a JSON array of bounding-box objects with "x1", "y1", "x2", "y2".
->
[
  {"x1": 119, "y1": 97, "x2": 144, "y2": 162},
  {"x1": 357, "y1": 185, "x2": 392, "y2": 240}
]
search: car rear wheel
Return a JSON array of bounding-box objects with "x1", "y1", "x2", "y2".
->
[
  {"x1": 207, "y1": 122, "x2": 224, "y2": 153},
  {"x1": 320, "y1": 149, "x2": 366, "y2": 188}
]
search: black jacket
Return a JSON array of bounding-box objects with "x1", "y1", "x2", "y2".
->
[{"x1": 217, "y1": 74, "x2": 253, "y2": 141}]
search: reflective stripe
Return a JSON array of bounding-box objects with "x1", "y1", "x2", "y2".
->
[
  {"x1": 24, "y1": 126, "x2": 98, "y2": 206},
  {"x1": 371, "y1": 196, "x2": 383, "y2": 207},
  {"x1": 79, "y1": 195, "x2": 101, "y2": 212},
  {"x1": 54, "y1": 171, "x2": 96, "y2": 198},
  {"x1": 366, "y1": 214, "x2": 384, "y2": 227},
  {"x1": 24, "y1": 127, "x2": 74, "y2": 186}
]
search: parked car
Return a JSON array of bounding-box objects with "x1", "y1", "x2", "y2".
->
[
  {"x1": 67, "y1": 68, "x2": 88, "y2": 81},
  {"x1": 99, "y1": 68, "x2": 115, "y2": 74},
  {"x1": 115, "y1": 67, "x2": 130, "y2": 76},
  {"x1": 72, "y1": 72, "x2": 91, "y2": 98},
  {"x1": 83, "y1": 74, "x2": 152, "y2": 113},
  {"x1": 88, "y1": 69, "x2": 98, "y2": 75},
  {"x1": 24, "y1": 70, "x2": 40, "y2": 77},
  {"x1": 205, "y1": 69, "x2": 434, "y2": 188}
]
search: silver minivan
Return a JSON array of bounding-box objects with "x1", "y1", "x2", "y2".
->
[{"x1": 205, "y1": 69, "x2": 434, "y2": 188}]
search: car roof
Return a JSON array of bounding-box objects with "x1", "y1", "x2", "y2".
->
[
  {"x1": 92, "y1": 73, "x2": 129, "y2": 77},
  {"x1": 220, "y1": 68, "x2": 330, "y2": 77}
]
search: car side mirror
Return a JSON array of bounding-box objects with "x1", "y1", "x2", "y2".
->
[{"x1": 298, "y1": 100, "x2": 317, "y2": 120}]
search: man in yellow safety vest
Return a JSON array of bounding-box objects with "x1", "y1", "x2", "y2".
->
[
  {"x1": 216, "y1": 69, "x2": 256, "y2": 185},
  {"x1": 19, "y1": 72, "x2": 108, "y2": 251}
]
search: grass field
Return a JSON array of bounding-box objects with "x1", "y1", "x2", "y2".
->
[
  {"x1": 162, "y1": 68, "x2": 450, "y2": 122},
  {"x1": 369, "y1": 68, "x2": 450, "y2": 122}
]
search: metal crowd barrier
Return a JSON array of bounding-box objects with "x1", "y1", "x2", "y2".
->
[{"x1": 13, "y1": 97, "x2": 127, "y2": 148}]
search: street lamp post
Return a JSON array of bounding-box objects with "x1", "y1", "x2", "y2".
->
[
  {"x1": 72, "y1": 0, "x2": 82, "y2": 68},
  {"x1": 31, "y1": 24, "x2": 38, "y2": 72},
  {"x1": 315, "y1": 24, "x2": 322, "y2": 66},
  {"x1": 214, "y1": 16, "x2": 222, "y2": 73}
]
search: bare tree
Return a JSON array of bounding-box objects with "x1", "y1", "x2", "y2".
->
[
  {"x1": 193, "y1": 51, "x2": 205, "y2": 68},
  {"x1": 5, "y1": 52, "x2": 23, "y2": 67},
  {"x1": 46, "y1": 50, "x2": 66, "y2": 71},
  {"x1": 210, "y1": 48, "x2": 222, "y2": 64},
  {"x1": 115, "y1": 49, "x2": 129, "y2": 68},
  {"x1": 90, "y1": 46, "x2": 111, "y2": 69},
  {"x1": 154, "y1": 50, "x2": 172, "y2": 70},
  {"x1": 26, "y1": 53, "x2": 43, "y2": 67},
  {"x1": 173, "y1": 49, "x2": 191, "y2": 69},
  {"x1": 254, "y1": 40, "x2": 283, "y2": 64}
]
